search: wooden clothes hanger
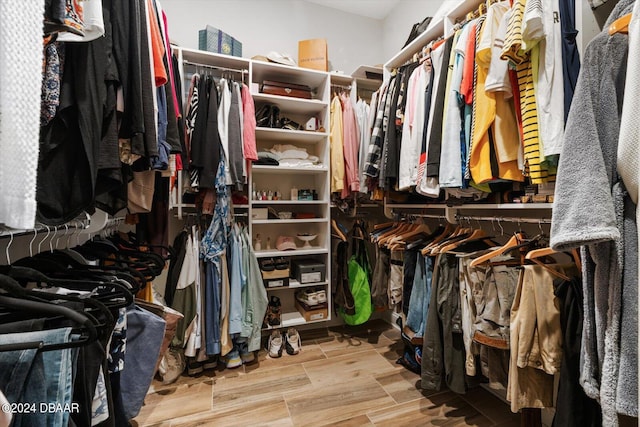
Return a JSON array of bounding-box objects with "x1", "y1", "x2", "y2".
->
[
  {"x1": 331, "y1": 219, "x2": 347, "y2": 242},
  {"x1": 469, "y1": 232, "x2": 525, "y2": 267},
  {"x1": 609, "y1": 13, "x2": 632, "y2": 35},
  {"x1": 525, "y1": 247, "x2": 582, "y2": 278}
]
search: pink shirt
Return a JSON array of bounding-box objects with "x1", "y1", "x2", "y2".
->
[
  {"x1": 341, "y1": 93, "x2": 360, "y2": 198},
  {"x1": 241, "y1": 84, "x2": 258, "y2": 161}
]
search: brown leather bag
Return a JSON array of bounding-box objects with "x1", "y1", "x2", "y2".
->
[{"x1": 260, "y1": 80, "x2": 313, "y2": 99}]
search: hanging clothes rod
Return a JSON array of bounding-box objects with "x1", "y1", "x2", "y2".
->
[
  {"x1": 182, "y1": 60, "x2": 249, "y2": 74},
  {"x1": 0, "y1": 217, "x2": 91, "y2": 240},
  {"x1": 331, "y1": 83, "x2": 352, "y2": 90},
  {"x1": 456, "y1": 215, "x2": 551, "y2": 224}
]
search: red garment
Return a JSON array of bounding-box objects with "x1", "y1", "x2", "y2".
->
[
  {"x1": 341, "y1": 93, "x2": 360, "y2": 198},
  {"x1": 147, "y1": 0, "x2": 167, "y2": 87},
  {"x1": 461, "y1": 23, "x2": 478, "y2": 105},
  {"x1": 162, "y1": 11, "x2": 180, "y2": 118},
  {"x1": 241, "y1": 84, "x2": 258, "y2": 161}
]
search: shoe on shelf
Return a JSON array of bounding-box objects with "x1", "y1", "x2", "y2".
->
[
  {"x1": 314, "y1": 288, "x2": 327, "y2": 304},
  {"x1": 225, "y1": 352, "x2": 243, "y2": 369},
  {"x1": 260, "y1": 258, "x2": 275, "y2": 272},
  {"x1": 284, "y1": 328, "x2": 301, "y2": 355},
  {"x1": 267, "y1": 330, "x2": 284, "y2": 358},
  {"x1": 296, "y1": 289, "x2": 319, "y2": 306},
  {"x1": 268, "y1": 296, "x2": 282, "y2": 326},
  {"x1": 274, "y1": 257, "x2": 289, "y2": 270},
  {"x1": 161, "y1": 347, "x2": 186, "y2": 385}
]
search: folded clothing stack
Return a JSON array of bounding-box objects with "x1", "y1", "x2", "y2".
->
[{"x1": 257, "y1": 144, "x2": 321, "y2": 168}]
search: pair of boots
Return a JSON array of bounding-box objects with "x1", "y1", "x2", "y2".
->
[
  {"x1": 263, "y1": 296, "x2": 281, "y2": 328},
  {"x1": 256, "y1": 104, "x2": 280, "y2": 128}
]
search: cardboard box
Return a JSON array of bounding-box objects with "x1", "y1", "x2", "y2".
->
[
  {"x1": 298, "y1": 38, "x2": 328, "y2": 71},
  {"x1": 295, "y1": 300, "x2": 328, "y2": 322},
  {"x1": 198, "y1": 25, "x2": 239, "y2": 57}
]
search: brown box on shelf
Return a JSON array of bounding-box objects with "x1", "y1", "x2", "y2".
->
[
  {"x1": 298, "y1": 38, "x2": 328, "y2": 71},
  {"x1": 260, "y1": 80, "x2": 313, "y2": 99},
  {"x1": 295, "y1": 300, "x2": 328, "y2": 322},
  {"x1": 262, "y1": 268, "x2": 290, "y2": 288}
]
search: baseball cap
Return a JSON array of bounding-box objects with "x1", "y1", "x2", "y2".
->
[{"x1": 276, "y1": 236, "x2": 297, "y2": 251}]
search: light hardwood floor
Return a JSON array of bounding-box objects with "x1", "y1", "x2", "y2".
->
[{"x1": 132, "y1": 320, "x2": 520, "y2": 427}]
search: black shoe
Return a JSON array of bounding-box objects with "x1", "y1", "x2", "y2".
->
[{"x1": 256, "y1": 104, "x2": 272, "y2": 127}]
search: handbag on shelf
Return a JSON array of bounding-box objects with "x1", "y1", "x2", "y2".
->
[{"x1": 402, "y1": 16, "x2": 433, "y2": 48}]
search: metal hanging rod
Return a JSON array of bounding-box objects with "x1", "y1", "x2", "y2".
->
[
  {"x1": 182, "y1": 60, "x2": 248, "y2": 74},
  {"x1": 456, "y1": 215, "x2": 551, "y2": 224},
  {"x1": 0, "y1": 217, "x2": 91, "y2": 240},
  {"x1": 331, "y1": 83, "x2": 352, "y2": 90}
]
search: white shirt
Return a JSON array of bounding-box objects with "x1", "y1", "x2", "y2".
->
[
  {"x1": 398, "y1": 64, "x2": 428, "y2": 190},
  {"x1": 535, "y1": 0, "x2": 565, "y2": 157}
]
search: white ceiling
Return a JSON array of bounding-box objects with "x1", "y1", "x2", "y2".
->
[{"x1": 302, "y1": 0, "x2": 401, "y2": 20}]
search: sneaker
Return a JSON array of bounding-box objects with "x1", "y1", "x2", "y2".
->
[
  {"x1": 267, "y1": 330, "x2": 284, "y2": 358},
  {"x1": 296, "y1": 289, "x2": 319, "y2": 306},
  {"x1": 162, "y1": 347, "x2": 186, "y2": 385},
  {"x1": 240, "y1": 351, "x2": 256, "y2": 364},
  {"x1": 225, "y1": 352, "x2": 242, "y2": 369},
  {"x1": 314, "y1": 288, "x2": 327, "y2": 304},
  {"x1": 284, "y1": 328, "x2": 301, "y2": 355}
]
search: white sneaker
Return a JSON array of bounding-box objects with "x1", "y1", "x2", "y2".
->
[
  {"x1": 267, "y1": 330, "x2": 283, "y2": 358},
  {"x1": 285, "y1": 328, "x2": 301, "y2": 355},
  {"x1": 314, "y1": 288, "x2": 327, "y2": 304},
  {"x1": 296, "y1": 289, "x2": 319, "y2": 306}
]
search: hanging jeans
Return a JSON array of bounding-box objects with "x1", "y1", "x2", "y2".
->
[
  {"x1": 205, "y1": 259, "x2": 222, "y2": 356},
  {"x1": 402, "y1": 249, "x2": 418, "y2": 316},
  {"x1": 0, "y1": 327, "x2": 74, "y2": 427},
  {"x1": 406, "y1": 254, "x2": 433, "y2": 337},
  {"x1": 371, "y1": 246, "x2": 390, "y2": 308}
]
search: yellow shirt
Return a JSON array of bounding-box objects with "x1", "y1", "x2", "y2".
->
[{"x1": 330, "y1": 95, "x2": 345, "y2": 193}]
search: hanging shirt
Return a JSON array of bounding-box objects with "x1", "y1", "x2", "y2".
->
[
  {"x1": 398, "y1": 64, "x2": 428, "y2": 190},
  {"x1": 534, "y1": 0, "x2": 565, "y2": 157},
  {"x1": 241, "y1": 84, "x2": 258, "y2": 162},
  {"x1": 330, "y1": 95, "x2": 346, "y2": 193},
  {"x1": 356, "y1": 98, "x2": 371, "y2": 193},
  {"x1": 228, "y1": 82, "x2": 244, "y2": 190},
  {"x1": 470, "y1": 3, "x2": 523, "y2": 184},
  {"x1": 218, "y1": 78, "x2": 233, "y2": 186},
  {"x1": 342, "y1": 92, "x2": 360, "y2": 196},
  {"x1": 501, "y1": 0, "x2": 554, "y2": 183},
  {"x1": 364, "y1": 82, "x2": 389, "y2": 180}
]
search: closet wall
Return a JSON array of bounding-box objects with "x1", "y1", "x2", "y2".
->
[{"x1": 160, "y1": 0, "x2": 384, "y2": 74}]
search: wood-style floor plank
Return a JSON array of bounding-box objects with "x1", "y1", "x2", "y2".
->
[
  {"x1": 373, "y1": 368, "x2": 429, "y2": 404},
  {"x1": 284, "y1": 376, "x2": 395, "y2": 427},
  {"x1": 367, "y1": 391, "x2": 494, "y2": 427},
  {"x1": 460, "y1": 386, "x2": 520, "y2": 425},
  {"x1": 170, "y1": 396, "x2": 293, "y2": 427},
  {"x1": 134, "y1": 381, "x2": 213, "y2": 426},
  {"x1": 213, "y1": 363, "x2": 311, "y2": 410},
  {"x1": 244, "y1": 342, "x2": 326, "y2": 374},
  {"x1": 302, "y1": 349, "x2": 397, "y2": 386}
]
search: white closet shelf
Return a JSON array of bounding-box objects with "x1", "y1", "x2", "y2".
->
[
  {"x1": 255, "y1": 127, "x2": 328, "y2": 143},
  {"x1": 253, "y1": 93, "x2": 327, "y2": 115},
  {"x1": 252, "y1": 60, "x2": 327, "y2": 89},
  {"x1": 251, "y1": 165, "x2": 328, "y2": 174},
  {"x1": 179, "y1": 47, "x2": 250, "y2": 70},
  {"x1": 233, "y1": 204, "x2": 250, "y2": 209},
  {"x1": 251, "y1": 200, "x2": 327, "y2": 205},
  {"x1": 262, "y1": 311, "x2": 329, "y2": 330},
  {"x1": 254, "y1": 247, "x2": 328, "y2": 258},
  {"x1": 385, "y1": 19, "x2": 445, "y2": 69},
  {"x1": 266, "y1": 280, "x2": 329, "y2": 291},
  {"x1": 252, "y1": 218, "x2": 328, "y2": 224},
  {"x1": 329, "y1": 73, "x2": 353, "y2": 86}
]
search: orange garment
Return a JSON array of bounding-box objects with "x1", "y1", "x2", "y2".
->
[
  {"x1": 470, "y1": 18, "x2": 523, "y2": 183},
  {"x1": 147, "y1": 0, "x2": 167, "y2": 87}
]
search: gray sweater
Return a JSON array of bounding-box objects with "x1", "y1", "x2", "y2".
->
[{"x1": 550, "y1": 0, "x2": 637, "y2": 424}]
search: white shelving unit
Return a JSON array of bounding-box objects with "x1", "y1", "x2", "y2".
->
[{"x1": 249, "y1": 59, "x2": 332, "y2": 330}]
